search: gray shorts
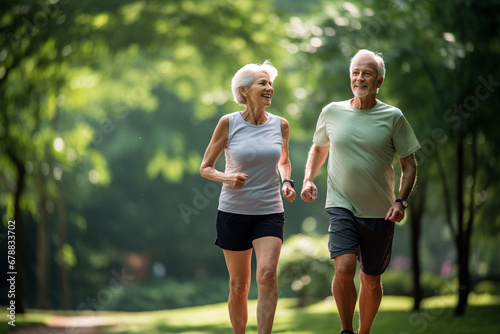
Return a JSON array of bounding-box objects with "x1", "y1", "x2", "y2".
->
[{"x1": 327, "y1": 207, "x2": 394, "y2": 275}]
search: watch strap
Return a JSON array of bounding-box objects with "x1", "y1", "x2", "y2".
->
[
  {"x1": 396, "y1": 199, "x2": 408, "y2": 209},
  {"x1": 283, "y1": 179, "x2": 294, "y2": 189}
]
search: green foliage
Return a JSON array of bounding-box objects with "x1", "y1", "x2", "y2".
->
[
  {"x1": 278, "y1": 234, "x2": 332, "y2": 305},
  {"x1": 100, "y1": 278, "x2": 229, "y2": 311},
  {"x1": 0, "y1": 0, "x2": 293, "y2": 310},
  {"x1": 382, "y1": 271, "x2": 449, "y2": 298},
  {"x1": 281, "y1": 0, "x2": 500, "y2": 314},
  {"x1": 474, "y1": 280, "x2": 500, "y2": 296},
  {"x1": 380, "y1": 271, "x2": 413, "y2": 296},
  {"x1": 1, "y1": 0, "x2": 500, "y2": 313},
  {"x1": 8, "y1": 296, "x2": 500, "y2": 334},
  {"x1": 279, "y1": 235, "x2": 458, "y2": 301}
]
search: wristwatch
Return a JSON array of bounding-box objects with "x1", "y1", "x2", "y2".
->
[
  {"x1": 396, "y1": 199, "x2": 408, "y2": 209},
  {"x1": 283, "y1": 179, "x2": 294, "y2": 189}
]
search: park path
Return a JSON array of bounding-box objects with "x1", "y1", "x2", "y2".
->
[{"x1": 10, "y1": 315, "x2": 114, "y2": 333}]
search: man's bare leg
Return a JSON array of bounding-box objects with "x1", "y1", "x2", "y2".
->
[
  {"x1": 332, "y1": 254, "x2": 358, "y2": 333},
  {"x1": 358, "y1": 271, "x2": 382, "y2": 334}
]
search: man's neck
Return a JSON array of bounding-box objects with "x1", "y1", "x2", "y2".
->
[{"x1": 350, "y1": 96, "x2": 378, "y2": 110}]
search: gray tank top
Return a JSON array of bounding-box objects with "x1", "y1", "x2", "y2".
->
[{"x1": 218, "y1": 111, "x2": 284, "y2": 215}]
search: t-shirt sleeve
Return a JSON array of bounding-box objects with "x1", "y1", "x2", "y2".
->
[
  {"x1": 393, "y1": 115, "x2": 421, "y2": 157},
  {"x1": 313, "y1": 109, "x2": 330, "y2": 147}
]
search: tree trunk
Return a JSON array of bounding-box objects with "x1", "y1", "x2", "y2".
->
[
  {"x1": 13, "y1": 162, "x2": 27, "y2": 314},
  {"x1": 36, "y1": 175, "x2": 51, "y2": 309},
  {"x1": 454, "y1": 139, "x2": 468, "y2": 316},
  {"x1": 410, "y1": 213, "x2": 422, "y2": 312},
  {"x1": 455, "y1": 234, "x2": 470, "y2": 316},
  {"x1": 57, "y1": 184, "x2": 72, "y2": 309},
  {"x1": 410, "y1": 181, "x2": 426, "y2": 312},
  {"x1": 455, "y1": 133, "x2": 478, "y2": 316}
]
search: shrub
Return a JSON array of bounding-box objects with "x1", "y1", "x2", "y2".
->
[
  {"x1": 381, "y1": 270, "x2": 413, "y2": 295},
  {"x1": 100, "y1": 277, "x2": 229, "y2": 311},
  {"x1": 278, "y1": 234, "x2": 333, "y2": 306},
  {"x1": 382, "y1": 270, "x2": 453, "y2": 298},
  {"x1": 474, "y1": 280, "x2": 500, "y2": 295}
]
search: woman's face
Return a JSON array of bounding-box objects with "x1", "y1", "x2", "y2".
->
[{"x1": 241, "y1": 71, "x2": 274, "y2": 108}]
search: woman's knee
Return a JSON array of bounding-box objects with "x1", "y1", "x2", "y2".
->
[{"x1": 230, "y1": 277, "x2": 251, "y2": 297}]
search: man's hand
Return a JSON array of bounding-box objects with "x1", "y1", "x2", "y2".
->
[
  {"x1": 385, "y1": 203, "x2": 405, "y2": 222},
  {"x1": 301, "y1": 181, "x2": 318, "y2": 203}
]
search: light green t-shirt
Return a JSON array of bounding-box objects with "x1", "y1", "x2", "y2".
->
[{"x1": 313, "y1": 100, "x2": 421, "y2": 218}]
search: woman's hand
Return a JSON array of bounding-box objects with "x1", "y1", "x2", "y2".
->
[
  {"x1": 225, "y1": 173, "x2": 249, "y2": 189},
  {"x1": 282, "y1": 183, "x2": 296, "y2": 203}
]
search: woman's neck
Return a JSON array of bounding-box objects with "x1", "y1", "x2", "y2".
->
[{"x1": 241, "y1": 106, "x2": 268, "y2": 125}]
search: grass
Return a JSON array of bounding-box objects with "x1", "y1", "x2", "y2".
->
[{"x1": 5, "y1": 294, "x2": 500, "y2": 334}]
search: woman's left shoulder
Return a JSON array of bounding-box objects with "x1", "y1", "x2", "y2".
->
[
  {"x1": 278, "y1": 117, "x2": 290, "y2": 138},
  {"x1": 276, "y1": 115, "x2": 289, "y2": 128}
]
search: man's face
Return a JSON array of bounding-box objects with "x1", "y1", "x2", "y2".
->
[{"x1": 350, "y1": 56, "x2": 384, "y2": 98}]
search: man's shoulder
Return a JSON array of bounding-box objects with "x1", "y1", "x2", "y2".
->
[
  {"x1": 322, "y1": 100, "x2": 351, "y2": 112},
  {"x1": 375, "y1": 100, "x2": 403, "y2": 115}
]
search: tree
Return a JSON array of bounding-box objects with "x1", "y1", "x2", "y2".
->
[
  {"x1": 384, "y1": 0, "x2": 500, "y2": 315},
  {"x1": 1, "y1": 0, "x2": 290, "y2": 310},
  {"x1": 279, "y1": 0, "x2": 500, "y2": 315}
]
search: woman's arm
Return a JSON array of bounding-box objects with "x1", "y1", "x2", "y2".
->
[
  {"x1": 200, "y1": 116, "x2": 248, "y2": 189},
  {"x1": 279, "y1": 118, "x2": 295, "y2": 202}
]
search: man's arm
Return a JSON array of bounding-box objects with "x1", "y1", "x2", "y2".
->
[
  {"x1": 301, "y1": 144, "x2": 329, "y2": 202},
  {"x1": 397, "y1": 153, "x2": 418, "y2": 200},
  {"x1": 385, "y1": 153, "x2": 418, "y2": 222}
]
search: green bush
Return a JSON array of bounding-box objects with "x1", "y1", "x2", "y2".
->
[
  {"x1": 277, "y1": 233, "x2": 498, "y2": 305},
  {"x1": 381, "y1": 270, "x2": 413, "y2": 295},
  {"x1": 278, "y1": 234, "x2": 333, "y2": 305},
  {"x1": 382, "y1": 270, "x2": 452, "y2": 298},
  {"x1": 100, "y1": 277, "x2": 229, "y2": 311},
  {"x1": 474, "y1": 280, "x2": 500, "y2": 295}
]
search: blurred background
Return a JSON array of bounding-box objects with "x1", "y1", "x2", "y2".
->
[{"x1": 1, "y1": 0, "x2": 499, "y2": 317}]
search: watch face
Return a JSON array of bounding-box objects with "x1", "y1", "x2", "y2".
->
[{"x1": 397, "y1": 199, "x2": 408, "y2": 208}]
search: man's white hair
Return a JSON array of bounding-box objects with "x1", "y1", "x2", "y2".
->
[{"x1": 350, "y1": 49, "x2": 386, "y2": 80}]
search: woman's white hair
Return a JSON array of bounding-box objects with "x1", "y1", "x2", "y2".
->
[
  {"x1": 231, "y1": 60, "x2": 278, "y2": 106},
  {"x1": 349, "y1": 49, "x2": 386, "y2": 80}
]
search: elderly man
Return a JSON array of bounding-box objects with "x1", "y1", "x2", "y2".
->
[{"x1": 301, "y1": 49, "x2": 420, "y2": 334}]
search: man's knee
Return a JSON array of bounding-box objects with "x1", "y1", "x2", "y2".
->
[
  {"x1": 360, "y1": 272, "x2": 381, "y2": 290},
  {"x1": 334, "y1": 254, "x2": 357, "y2": 281}
]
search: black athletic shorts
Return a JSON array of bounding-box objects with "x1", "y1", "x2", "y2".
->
[
  {"x1": 215, "y1": 210, "x2": 285, "y2": 251},
  {"x1": 327, "y1": 207, "x2": 395, "y2": 276}
]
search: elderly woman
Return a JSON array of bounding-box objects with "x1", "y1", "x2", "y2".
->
[{"x1": 200, "y1": 61, "x2": 295, "y2": 334}]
